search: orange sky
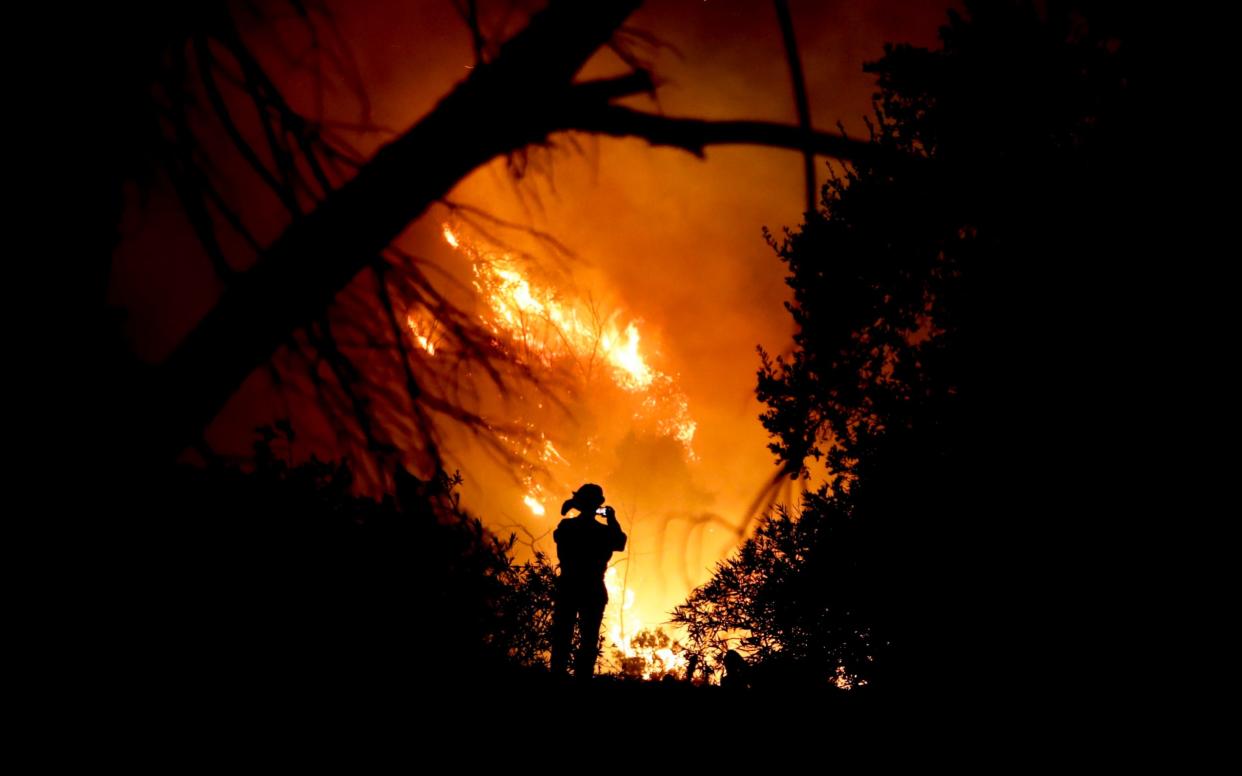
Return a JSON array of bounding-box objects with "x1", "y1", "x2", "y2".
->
[{"x1": 111, "y1": 0, "x2": 949, "y2": 650}]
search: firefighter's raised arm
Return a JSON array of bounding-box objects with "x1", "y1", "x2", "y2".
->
[{"x1": 603, "y1": 505, "x2": 627, "y2": 552}]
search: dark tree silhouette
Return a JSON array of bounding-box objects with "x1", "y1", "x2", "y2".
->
[
  {"x1": 492, "y1": 551, "x2": 560, "y2": 669},
  {"x1": 673, "y1": 488, "x2": 874, "y2": 687},
  {"x1": 678, "y1": 0, "x2": 1150, "y2": 692},
  {"x1": 100, "y1": 425, "x2": 570, "y2": 698}
]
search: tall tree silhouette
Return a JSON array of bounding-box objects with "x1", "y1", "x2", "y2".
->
[
  {"x1": 673, "y1": 488, "x2": 876, "y2": 686},
  {"x1": 679, "y1": 0, "x2": 1148, "y2": 691}
]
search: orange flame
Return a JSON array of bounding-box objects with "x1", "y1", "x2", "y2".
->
[
  {"x1": 437, "y1": 225, "x2": 700, "y2": 675},
  {"x1": 834, "y1": 665, "x2": 867, "y2": 690},
  {"x1": 441, "y1": 225, "x2": 459, "y2": 249},
  {"x1": 603, "y1": 567, "x2": 689, "y2": 680},
  {"x1": 442, "y1": 224, "x2": 689, "y2": 436},
  {"x1": 605, "y1": 323, "x2": 654, "y2": 390},
  {"x1": 405, "y1": 313, "x2": 440, "y2": 356}
]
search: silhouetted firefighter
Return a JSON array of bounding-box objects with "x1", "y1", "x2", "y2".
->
[{"x1": 550, "y1": 484, "x2": 627, "y2": 680}]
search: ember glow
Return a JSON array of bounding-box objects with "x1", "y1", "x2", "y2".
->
[
  {"x1": 605, "y1": 567, "x2": 689, "y2": 680},
  {"x1": 835, "y1": 665, "x2": 866, "y2": 691},
  {"x1": 405, "y1": 313, "x2": 440, "y2": 356},
  {"x1": 441, "y1": 224, "x2": 459, "y2": 249}
]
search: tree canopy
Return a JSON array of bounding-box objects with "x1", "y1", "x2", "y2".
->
[{"x1": 677, "y1": 0, "x2": 1148, "y2": 691}]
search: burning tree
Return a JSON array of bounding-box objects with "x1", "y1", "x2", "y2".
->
[{"x1": 436, "y1": 223, "x2": 696, "y2": 513}]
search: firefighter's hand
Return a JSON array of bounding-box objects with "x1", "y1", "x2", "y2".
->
[{"x1": 603, "y1": 505, "x2": 617, "y2": 522}]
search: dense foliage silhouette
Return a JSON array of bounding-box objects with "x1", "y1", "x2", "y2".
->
[
  {"x1": 677, "y1": 0, "x2": 1148, "y2": 693},
  {"x1": 98, "y1": 425, "x2": 563, "y2": 699}
]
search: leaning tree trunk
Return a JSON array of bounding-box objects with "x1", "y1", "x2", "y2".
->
[
  {"x1": 152, "y1": 0, "x2": 641, "y2": 458},
  {"x1": 149, "y1": 0, "x2": 880, "y2": 460}
]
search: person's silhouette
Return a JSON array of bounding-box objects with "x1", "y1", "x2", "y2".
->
[{"x1": 549, "y1": 483, "x2": 627, "y2": 680}]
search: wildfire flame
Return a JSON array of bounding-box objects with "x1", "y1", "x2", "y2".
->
[
  {"x1": 441, "y1": 224, "x2": 459, "y2": 249},
  {"x1": 443, "y1": 225, "x2": 680, "y2": 406},
  {"x1": 605, "y1": 567, "x2": 688, "y2": 680},
  {"x1": 430, "y1": 223, "x2": 701, "y2": 679},
  {"x1": 436, "y1": 222, "x2": 697, "y2": 512},
  {"x1": 405, "y1": 313, "x2": 440, "y2": 356},
  {"x1": 603, "y1": 323, "x2": 654, "y2": 390}
]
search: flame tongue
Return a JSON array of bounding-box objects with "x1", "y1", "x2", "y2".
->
[
  {"x1": 443, "y1": 225, "x2": 674, "y2": 401},
  {"x1": 442, "y1": 225, "x2": 459, "y2": 248},
  {"x1": 608, "y1": 323, "x2": 653, "y2": 390}
]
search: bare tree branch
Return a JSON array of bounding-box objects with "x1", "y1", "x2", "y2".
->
[
  {"x1": 773, "y1": 0, "x2": 816, "y2": 214},
  {"x1": 555, "y1": 102, "x2": 881, "y2": 162},
  {"x1": 573, "y1": 69, "x2": 656, "y2": 103},
  {"x1": 152, "y1": 1, "x2": 645, "y2": 459},
  {"x1": 148, "y1": 0, "x2": 896, "y2": 462}
]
